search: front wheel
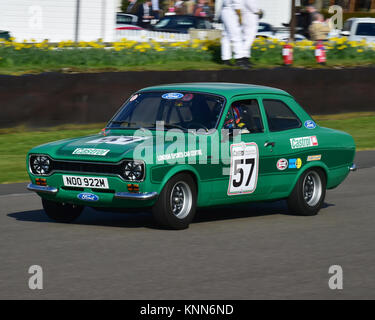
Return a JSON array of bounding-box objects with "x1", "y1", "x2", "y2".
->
[
  {"x1": 42, "y1": 199, "x2": 84, "y2": 223},
  {"x1": 287, "y1": 168, "x2": 326, "y2": 216},
  {"x1": 152, "y1": 173, "x2": 197, "y2": 230}
]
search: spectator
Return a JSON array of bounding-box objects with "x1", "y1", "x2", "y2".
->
[
  {"x1": 309, "y1": 13, "x2": 331, "y2": 41},
  {"x1": 185, "y1": 0, "x2": 195, "y2": 15},
  {"x1": 241, "y1": 0, "x2": 260, "y2": 66},
  {"x1": 220, "y1": 0, "x2": 247, "y2": 68},
  {"x1": 137, "y1": 0, "x2": 154, "y2": 27},
  {"x1": 174, "y1": 0, "x2": 187, "y2": 15},
  {"x1": 151, "y1": 0, "x2": 160, "y2": 20},
  {"x1": 286, "y1": 5, "x2": 317, "y2": 39},
  {"x1": 193, "y1": 0, "x2": 211, "y2": 18},
  {"x1": 126, "y1": 0, "x2": 139, "y2": 14}
]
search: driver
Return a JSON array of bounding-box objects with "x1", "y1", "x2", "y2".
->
[{"x1": 224, "y1": 105, "x2": 247, "y2": 130}]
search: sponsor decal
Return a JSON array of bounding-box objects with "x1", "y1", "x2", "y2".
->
[
  {"x1": 290, "y1": 136, "x2": 318, "y2": 149},
  {"x1": 87, "y1": 136, "x2": 149, "y2": 145},
  {"x1": 157, "y1": 150, "x2": 202, "y2": 162},
  {"x1": 289, "y1": 158, "x2": 302, "y2": 169},
  {"x1": 276, "y1": 158, "x2": 289, "y2": 171},
  {"x1": 181, "y1": 93, "x2": 194, "y2": 101},
  {"x1": 307, "y1": 154, "x2": 322, "y2": 162},
  {"x1": 72, "y1": 148, "x2": 110, "y2": 156},
  {"x1": 77, "y1": 193, "x2": 99, "y2": 201},
  {"x1": 162, "y1": 92, "x2": 184, "y2": 100},
  {"x1": 304, "y1": 120, "x2": 317, "y2": 129}
]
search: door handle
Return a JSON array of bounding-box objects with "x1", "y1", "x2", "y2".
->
[{"x1": 264, "y1": 141, "x2": 275, "y2": 148}]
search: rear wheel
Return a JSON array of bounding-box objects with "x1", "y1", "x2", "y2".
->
[
  {"x1": 42, "y1": 199, "x2": 84, "y2": 223},
  {"x1": 152, "y1": 173, "x2": 197, "y2": 230},
  {"x1": 287, "y1": 168, "x2": 326, "y2": 216}
]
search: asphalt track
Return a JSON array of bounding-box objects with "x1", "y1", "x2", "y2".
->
[{"x1": 0, "y1": 151, "x2": 374, "y2": 299}]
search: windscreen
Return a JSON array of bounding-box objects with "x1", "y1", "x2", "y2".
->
[{"x1": 108, "y1": 91, "x2": 225, "y2": 131}]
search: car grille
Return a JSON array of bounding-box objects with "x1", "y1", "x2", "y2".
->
[
  {"x1": 52, "y1": 161, "x2": 123, "y2": 176},
  {"x1": 29, "y1": 155, "x2": 145, "y2": 182}
]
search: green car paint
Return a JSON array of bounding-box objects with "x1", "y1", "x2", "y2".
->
[{"x1": 27, "y1": 83, "x2": 356, "y2": 210}]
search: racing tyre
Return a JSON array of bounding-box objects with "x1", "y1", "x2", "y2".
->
[
  {"x1": 287, "y1": 168, "x2": 326, "y2": 216},
  {"x1": 42, "y1": 199, "x2": 84, "y2": 223},
  {"x1": 152, "y1": 173, "x2": 197, "y2": 230}
]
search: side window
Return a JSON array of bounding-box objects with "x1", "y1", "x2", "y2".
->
[
  {"x1": 223, "y1": 99, "x2": 264, "y2": 133},
  {"x1": 343, "y1": 20, "x2": 352, "y2": 32},
  {"x1": 263, "y1": 99, "x2": 301, "y2": 132}
]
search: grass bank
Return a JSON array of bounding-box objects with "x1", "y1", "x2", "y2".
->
[{"x1": 1, "y1": 113, "x2": 374, "y2": 184}]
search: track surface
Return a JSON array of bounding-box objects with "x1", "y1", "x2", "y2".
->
[{"x1": 0, "y1": 151, "x2": 374, "y2": 299}]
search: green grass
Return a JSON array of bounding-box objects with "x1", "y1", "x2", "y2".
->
[
  {"x1": 0, "y1": 124, "x2": 104, "y2": 184},
  {"x1": 314, "y1": 113, "x2": 375, "y2": 150},
  {"x1": 0, "y1": 61, "x2": 233, "y2": 75},
  {"x1": 1, "y1": 113, "x2": 374, "y2": 184}
]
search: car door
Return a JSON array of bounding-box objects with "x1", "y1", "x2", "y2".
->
[
  {"x1": 210, "y1": 96, "x2": 274, "y2": 203},
  {"x1": 258, "y1": 94, "x2": 310, "y2": 198}
]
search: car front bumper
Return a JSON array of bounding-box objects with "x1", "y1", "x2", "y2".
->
[{"x1": 27, "y1": 183, "x2": 159, "y2": 207}]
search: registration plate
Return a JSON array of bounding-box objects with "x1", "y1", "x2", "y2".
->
[{"x1": 62, "y1": 175, "x2": 109, "y2": 189}]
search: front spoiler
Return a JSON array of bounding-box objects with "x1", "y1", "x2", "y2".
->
[{"x1": 27, "y1": 183, "x2": 158, "y2": 201}]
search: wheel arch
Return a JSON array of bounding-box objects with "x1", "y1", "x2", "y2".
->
[
  {"x1": 289, "y1": 162, "x2": 329, "y2": 196},
  {"x1": 158, "y1": 165, "x2": 201, "y2": 196}
]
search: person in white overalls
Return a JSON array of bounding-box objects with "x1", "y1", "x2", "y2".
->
[
  {"x1": 220, "y1": 0, "x2": 245, "y2": 67},
  {"x1": 219, "y1": 0, "x2": 260, "y2": 68},
  {"x1": 241, "y1": 0, "x2": 260, "y2": 65}
]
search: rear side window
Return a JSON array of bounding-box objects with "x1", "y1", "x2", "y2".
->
[
  {"x1": 263, "y1": 99, "x2": 301, "y2": 132},
  {"x1": 355, "y1": 23, "x2": 375, "y2": 36}
]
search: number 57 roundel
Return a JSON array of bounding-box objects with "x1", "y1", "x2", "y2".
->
[{"x1": 228, "y1": 142, "x2": 259, "y2": 195}]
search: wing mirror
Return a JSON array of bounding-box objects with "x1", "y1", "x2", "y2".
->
[{"x1": 340, "y1": 31, "x2": 350, "y2": 37}]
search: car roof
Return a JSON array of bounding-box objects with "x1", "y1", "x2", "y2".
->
[
  {"x1": 348, "y1": 17, "x2": 375, "y2": 22},
  {"x1": 140, "y1": 82, "x2": 290, "y2": 98}
]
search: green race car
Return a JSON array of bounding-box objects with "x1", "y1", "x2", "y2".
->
[{"x1": 27, "y1": 83, "x2": 356, "y2": 229}]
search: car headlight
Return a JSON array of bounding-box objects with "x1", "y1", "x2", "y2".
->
[
  {"x1": 123, "y1": 161, "x2": 144, "y2": 181},
  {"x1": 30, "y1": 155, "x2": 52, "y2": 175}
]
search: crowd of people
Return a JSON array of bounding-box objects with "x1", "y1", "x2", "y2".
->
[
  {"x1": 293, "y1": 5, "x2": 331, "y2": 41},
  {"x1": 123, "y1": 0, "x2": 333, "y2": 69}
]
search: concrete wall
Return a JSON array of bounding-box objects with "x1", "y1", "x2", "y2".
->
[
  {"x1": 0, "y1": 0, "x2": 116, "y2": 42},
  {"x1": 1, "y1": 68, "x2": 374, "y2": 127}
]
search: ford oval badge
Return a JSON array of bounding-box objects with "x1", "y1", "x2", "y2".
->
[
  {"x1": 162, "y1": 92, "x2": 184, "y2": 100},
  {"x1": 77, "y1": 193, "x2": 99, "y2": 201},
  {"x1": 304, "y1": 120, "x2": 316, "y2": 129}
]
